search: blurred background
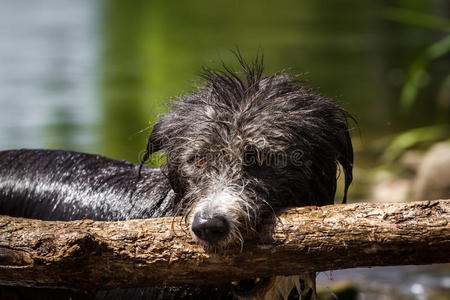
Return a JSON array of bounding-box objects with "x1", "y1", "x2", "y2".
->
[{"x1": 0, "y1": 0, "x2": 449, "y2": 299}]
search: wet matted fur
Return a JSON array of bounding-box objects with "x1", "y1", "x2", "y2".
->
[{"x1": 142, "y1": 55, "x2": 353, "y2": 248}]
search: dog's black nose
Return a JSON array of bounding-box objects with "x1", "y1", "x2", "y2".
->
[{"x1": 191, "y1": 214, "x2": 230, "y2": 243}]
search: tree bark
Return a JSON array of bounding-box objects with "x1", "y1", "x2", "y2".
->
[{"x1": 0, "y1": 199, "x2": 448, "y2": 290}]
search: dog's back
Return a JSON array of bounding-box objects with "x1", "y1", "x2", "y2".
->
[{"x1": 0, "y1": 149, "x2": 173, "y2": 221}]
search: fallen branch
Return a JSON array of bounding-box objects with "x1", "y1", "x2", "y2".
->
[{"x1": 0, "y1": 199, "x2": 448, "y2": 290}]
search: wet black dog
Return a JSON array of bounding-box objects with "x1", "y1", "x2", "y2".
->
[{"x1": 0, "y1": 56, "x2": 353, "y2": 300}]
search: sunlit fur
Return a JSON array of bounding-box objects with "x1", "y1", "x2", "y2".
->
[
  {"x1": 142, "y1": 55, "x2": 354, "y2": 251},
  {"x1": 259, "y1": 274, "x2": 317, "y2": 300}
]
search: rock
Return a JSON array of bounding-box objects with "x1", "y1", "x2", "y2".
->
[
  {"x1": 370, "y1": 175, "x2": 412, "y2": 203},
  {"x1": 398, "y1": 150, "x2": 422, "y2": 174},
  {"x1": 414, "y1": 142, "x2": 450, "y2": 201}
]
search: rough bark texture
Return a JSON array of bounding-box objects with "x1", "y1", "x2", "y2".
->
[{"x1": 0, "y1": 200, "x2": 448, "y2": 290}]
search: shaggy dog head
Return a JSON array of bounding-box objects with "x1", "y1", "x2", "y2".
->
[{"x1": 141, "y1": 55, "x2": 353, "y2": 249}]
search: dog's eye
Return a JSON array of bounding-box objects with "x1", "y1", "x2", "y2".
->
[{"x1": 192, "y1": 156, "x2": 204, "y2": 168}]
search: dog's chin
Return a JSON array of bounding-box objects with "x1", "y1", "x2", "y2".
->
[{"x1": 231, "y1": 277, "x2": 273, "y2": 299}]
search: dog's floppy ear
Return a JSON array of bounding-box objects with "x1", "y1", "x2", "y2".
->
[
  {"x1": 138, "y1": 121, "x2": 164, "y2": 175},
  {"x1": 338, "y1": 127, "x2": 354, "y2": 204}
]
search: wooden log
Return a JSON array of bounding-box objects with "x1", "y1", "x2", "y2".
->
[{"x1": 0, "y1": 199, "x2": 448, "y2": 290}]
